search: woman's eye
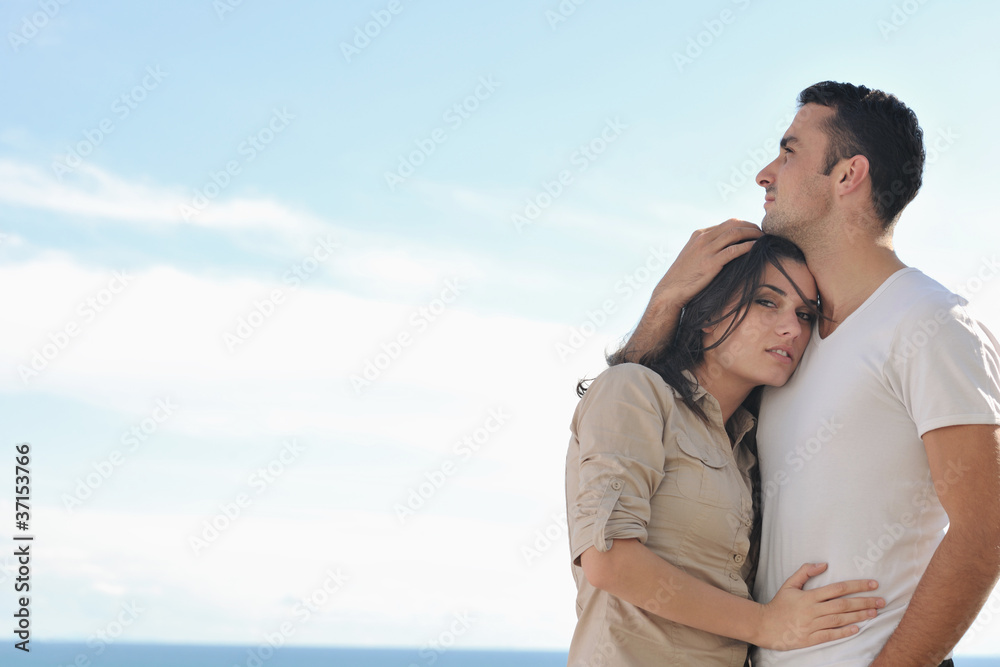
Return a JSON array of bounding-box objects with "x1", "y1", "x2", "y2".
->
[
  {"x1": 755, "y1": 299, "x2": 776, "y2": 308},
  {"x1": 797, "y1": 311, "x2": 815, "y2": 322}
]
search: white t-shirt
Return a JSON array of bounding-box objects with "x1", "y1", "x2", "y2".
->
[{"x1": 752, "y1": 268, "x2": 1000, "y2": 667}]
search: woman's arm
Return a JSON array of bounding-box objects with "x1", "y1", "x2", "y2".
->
[
  {"x1": 581, "y1": 538, "x2": 883, "y2": 650},
  {"x1": 611, "y1": 219, "x2": 761, "y2": 365}
]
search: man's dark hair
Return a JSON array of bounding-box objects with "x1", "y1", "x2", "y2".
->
[
  {"x1": 583, "y1": 235, "x2": 820, "y2": 422},
  {"x1": 798, "y1": 81, "x2": 925, "y2": 230}
]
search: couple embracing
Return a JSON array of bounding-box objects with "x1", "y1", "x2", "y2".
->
[{"x1": 565, "y1": 81, "x2": 1000, "y2": 667}]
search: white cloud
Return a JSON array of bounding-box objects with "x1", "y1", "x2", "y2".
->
[
  {"x1": 0, "y1": 158, "x2": 324, "y2": 238},
  {"x1": 0, "y1": 248, "x2": 609, "y2": 646}
]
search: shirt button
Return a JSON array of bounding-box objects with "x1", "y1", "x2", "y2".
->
[
  {"x1": 734, "y1": 554, "x2": 744, "y2": 564},
  {"x1": 611, "y1": 480, "x2": 623, "y2": 490},
  {"x1": 729, "y1": 572, "x2": 739, "y2": 581}
]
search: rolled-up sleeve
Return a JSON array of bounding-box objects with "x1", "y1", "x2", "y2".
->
[{"x1": 568, "y1": 364, "x2": 668, "y2": 566}]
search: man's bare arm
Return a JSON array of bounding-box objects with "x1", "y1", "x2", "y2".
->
[
  {"x1": 610, "y1": 219, "x2": 762, "y2": 365},
  {"x1": 870, "y1": 424, "x2": 1000, "y2": 666}
]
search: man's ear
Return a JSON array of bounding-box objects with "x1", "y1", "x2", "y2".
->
[{"x1": 835, "y1": 154, "x2": 870, "y2": 196}]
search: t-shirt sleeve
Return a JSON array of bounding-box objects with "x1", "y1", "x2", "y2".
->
[
  {"x1": 568, "y1": 364, "x2": 669, "y2": 566},
  {"x1": 885, "y1": 294, "x2": 1000, "y2": 437}
]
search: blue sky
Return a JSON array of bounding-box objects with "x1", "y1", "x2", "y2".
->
[{"x1": 2, "y1": 0, "x2": 1000, "y2": 659}]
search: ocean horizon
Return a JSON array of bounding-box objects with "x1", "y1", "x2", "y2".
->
[{"x1": 3, "y1": 643, "x2": 999, "y2": 666}]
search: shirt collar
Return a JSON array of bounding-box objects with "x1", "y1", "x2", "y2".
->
[{"x1": 678, "y1": 369, "x2": 757, "y2": 446}]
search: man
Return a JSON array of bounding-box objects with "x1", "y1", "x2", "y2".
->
[{"x1": 618, "y1": 81, "x2": 1000, "y2": 666}]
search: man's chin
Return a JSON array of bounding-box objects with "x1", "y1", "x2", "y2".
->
[{"x1": 760, "y1": 213, "x2": 787, "y2": 236}]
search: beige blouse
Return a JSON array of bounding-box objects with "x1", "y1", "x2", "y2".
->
[{"x1": 566, "y1": 363, "x2": 758, "y2": 667}]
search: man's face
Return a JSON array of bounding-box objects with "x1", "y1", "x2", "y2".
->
[{"x1": 756, "y1": 103, "x2": 838, "y2": 240}]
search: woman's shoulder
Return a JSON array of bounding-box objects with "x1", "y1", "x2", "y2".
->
[
  {"x1": 593, "y1": 361, "x2": 659, "y2": 382},
  {"x1": 571, "y1": 364, "x2": 675, "y2": 432},
  {"x1": 585, "y1": 363, "x2": 677, "y2": 403}
]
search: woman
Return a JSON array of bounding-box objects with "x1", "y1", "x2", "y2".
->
[{"x1": 565, "y1": 235, "x2": 883, "y2": 666}]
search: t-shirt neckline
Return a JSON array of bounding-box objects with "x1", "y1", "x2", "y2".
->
[{"x1": 814, "y1": 267, "x2": 919, "y2": 344}]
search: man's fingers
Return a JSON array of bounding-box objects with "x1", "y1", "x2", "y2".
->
[
  {"x1": 700, "y1": 221, "x2": 762, "y2": 259},
  {"x1": 681, "y1": 221, "x2": 761, "y2": 274},
  {"x1": 722, "y1": 221, "x2": 763, "y2": 241},
  {"x1": 718, "y1": 238, "x2": 757, "y2": 263},
  {"x1": 693, "y1": 219, "x2": 761, "y2": 245},
  {"x1": 713, "y1": 222, "x2": 762, "y2": 246},
  {"x1": 718, "y1": 218, "x2": 762, "y2": 231},
  {"x1": 654, "y1": 219, "x2": 763, "y2": 304},
  {"x1": 717, "y1": 217, "x2": 758, "y2": 230}
]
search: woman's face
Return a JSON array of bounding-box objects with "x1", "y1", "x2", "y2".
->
[{"x1": 701, "y1": 260, "x2": 818, "y2": 389}]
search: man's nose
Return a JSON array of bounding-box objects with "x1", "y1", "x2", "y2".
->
[{"x1": 757, "y1": 157, "x2": 777, "y2": 188}]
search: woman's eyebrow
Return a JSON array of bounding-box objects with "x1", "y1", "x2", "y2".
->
[{"x1": 760, "y1": 283, "x2": 819, "y2": 307}]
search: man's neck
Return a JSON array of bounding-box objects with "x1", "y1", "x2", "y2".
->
[{"x1": 805, "y1": 241, "x2": 907, "y2": 339}]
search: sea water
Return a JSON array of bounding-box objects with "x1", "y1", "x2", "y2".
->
[{"x1": 4, "y1": 643, "x2": 998, "y2": 666}]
